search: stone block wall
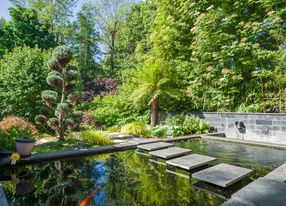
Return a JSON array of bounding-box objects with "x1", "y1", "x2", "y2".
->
[
  {"x1": 159, "y1": 112, "x2": 286, "y2": 144},
  {"x1": 201, "y1": 112, "x2": 286, "y2": 144}
]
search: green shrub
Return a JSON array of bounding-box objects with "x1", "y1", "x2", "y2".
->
[
  {"x1": 151, "y1": 125, "x2": 168, "y2": 138},
  {"x1": 80, "y1": 130, "x2": 112, "y2": 146},
  {"x1": 183, "y1": 115, "x2": 209, "y2": 134},
  {"x1": 89, "y1": 91, "x2": 150, "y2": 128},
  {"x1": 151, "y1": 114, "x2": 209, "y2": 138},
  {"x1": 0, "y1": 116, "x2": 38, "y2": 151},
  {"x1": 0, "y1": 46, "x2": 51, "y2": 122},
  {"x1": 107, "y1": 126, "x2": 121, "y2": 132},
  {"x1": 121, "y1": 122, "x2": 150, "y2": 137}
]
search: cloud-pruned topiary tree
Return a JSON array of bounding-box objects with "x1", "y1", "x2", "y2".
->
[{"x1": 35, "y1": 46, "x2": 83, "y2": 141}]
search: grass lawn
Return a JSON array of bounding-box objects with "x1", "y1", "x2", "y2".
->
[{"x1": 32, "y1": 139, "x2": 98, "y2": 154}]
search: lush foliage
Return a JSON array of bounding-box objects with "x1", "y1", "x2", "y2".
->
[
  {"x1": 35, "y1": 46, "x2": 83, "y2": 140},
  {"x1": 89, "y1": 90, "x2": 150, "y2": 128},
  {"x1": 151, "y1": 115, "x2": 209, "y2": 138},
  {"x1": 120, "y1": 122, "x2": 150, "y2": 137},
  {"x1": 0, "y1": 46, "x2": 51, "y2": 122},
  {"x1": 81, "y1": 76, "x2": 117, "y2": 102},
  {"x1": 0, "y1": 5, "x2": 55, "y2": 57},
  {"x1": 1, "y1": 0, "x2": 286, "y2": 144},
  {"x1": 0, "y1": 116, "x2": 38, "y2": 150},
  {"x1": 80, "y1": 129, "x2": 112, "y2": 145},
  {"x1": 131, "y1": 60, "x2": 181, "y2": 126},
  {"x1": 150, "y1": 0, "x2": 286, "y2": 112}
]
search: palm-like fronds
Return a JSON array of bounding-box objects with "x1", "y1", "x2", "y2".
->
[{"x1": 131, "y1": 60, "x2": 180, "y2": 105}]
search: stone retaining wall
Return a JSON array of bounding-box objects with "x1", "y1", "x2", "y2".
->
[{"x1": 159, "y1": 112, "x2": 286, "y2": 144}]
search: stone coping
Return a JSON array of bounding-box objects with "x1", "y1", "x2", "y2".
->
[
  {"x1": 202, "y1": 135, "x2": 286, "y2": 150},
  {"x1": 0, "y1": 143, "x2": 137, "y2": 168},
  {"x1": 0, "y1": 134, "x2": 204, "y2": 168},
  {"x1": 221, "y1": 162, "x2": 286, "y2": 205},
  {"x1": 203, "y1": 112, "x2": 286, "y2": 116}
]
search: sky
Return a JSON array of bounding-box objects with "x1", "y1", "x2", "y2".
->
[{"x1": 0, "y1": 0, "x2": 92, "y2": 21}]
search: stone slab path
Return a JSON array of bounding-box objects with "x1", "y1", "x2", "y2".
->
[
  {"x1": 263, "y1": 162, "x2": 286, "y2": 182},
  {"x1": 222, "y1": 178, "x2": 286, "y2": 206},
  {"x1": 222, "y1": 162, "x2": 286, "y2": 206},
  {"x1": 128, "y1": 138, "x2": 161, "y2": 145},
  {"x1": 149, "y1": 147, "x2": 192, "y2": 160},
  {"x1": 192, "y1": 163, "x2": 253, "y2": 187},
  {"x1": 137, "y1": 142, "x2": 174, "y2": 151},
  {"x1": 166, "y1": 154, "x2": 217, "y2": 171}
]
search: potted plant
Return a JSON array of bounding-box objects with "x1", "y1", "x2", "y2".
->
[{"x1": 15, "y1": 137, "x2": 36, "y2": 158}]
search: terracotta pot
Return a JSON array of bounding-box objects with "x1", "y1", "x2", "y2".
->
[{"x1": 15, "y1": 138, "x2": 36, "y2": 157}]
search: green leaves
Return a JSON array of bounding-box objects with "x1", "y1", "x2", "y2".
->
[
  {"x1": 0, "y1": 46, "x2": 51, "y2": 122},
  {"x1": 42, "y1": 90, "x2": 58, "y2": 107},
  {"x1": 37, "y1": 45, "x2": 83, "y2": 140}
]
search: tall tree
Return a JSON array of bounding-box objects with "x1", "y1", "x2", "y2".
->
[
  {"x1": 93, "y1": 0, "x2": 137, "y2": 76},
  {"x1": 0, "y1": 5, "x2": 55, "y2": 57},
  {"x1": 0, "y1": 18, "x2": 14, "y2": 57},
  {"x1": 116, "y1": 0, "x2": 157, "y2": 78},
  {"x1": 9, "y1": 5, "x2": 55, "y2": 48},
  {"x1": 131, "y1": 60, "x2": 180, "y2": 127},
  {"x1": 10, "y1": 0, "x2": 77, "y2": 43},
  {"x1": 74, "y1": 3, "x2": 100, "y2": 77}
]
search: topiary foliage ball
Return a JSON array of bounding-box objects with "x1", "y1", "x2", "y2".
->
[
  {"x1": 35, "y1": 114, "x2": 48, "y2": 125},
  {"x1": 65, "y1": 70, "x2": 77, "y2": 82},
  {"x1": 47, "y1": 118, "x2": 59, "y2": 130},
  {"x1": 65, "y1": 81, "x2": 76, "y2": 92},
  {"x1": 55, "y1": 103, "x2": 70, "y2": 118},
  {"x1": 39, "y1": 107, "x2": 50, "y2": 117},
  {"x1": 52, "y1": 46, "x2": 73, "y2": 68},
  {"x1": 47, "y1": 74, "x2": 63, "y2": 88},
  {"x1": 67, "y1": 92, "x2": 81, "y2": 105},
  {"x1": 47, "y1": 58, "x2": 61, "y2": 72},
  {"x1": 42, "y1": 90, "x2": 58, "y2": 107}
]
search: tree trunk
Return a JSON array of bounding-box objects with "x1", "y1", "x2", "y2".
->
[
  {"x1": 110, "y1": 21, "x2": 118, "y2": 76},
  {"x1": 58, "y1": 66, "x2": 66, "y2": 141},
  {"x1": 150, "y1": 98, "x2": 159, "y2": 127}
]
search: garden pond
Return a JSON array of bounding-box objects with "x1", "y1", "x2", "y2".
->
[{"x1": 2, "y1": 139, "x2": 286, "y2": 206}]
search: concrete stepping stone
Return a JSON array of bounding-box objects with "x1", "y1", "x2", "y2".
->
[
  {"x1": 192, "y1": 163, "x2": 253, "y2": 187},
  {"x1": 222, "y1": 177, "x2": 286, "y2": 206},
  {"x1": 166, "y1": 154, "x2": 216, "y2": 171},
  {"x1": 264, "y1": 162, "x2": 286, "y2": 182},
  {"x1": 220, "y1": 197, "x2": 255, "y2": 206},
  {"x1": 149, "y1": 147, "x2": 191, "y2": 160},
  {"x1": 128, "y1": 138, "x2": 161, "y2": 145},
  {"x1": 137, "y1": 142, "x2": 174, "y2": 151}
]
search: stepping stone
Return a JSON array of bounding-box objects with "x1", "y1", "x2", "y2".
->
[
  {"x1": 149, "y1": 147, "x2": 191, "y2": 160},
  {"x1": 166, "y1": 154, "x2": 216, "y2": 171},
  {"x1": 137, "y1": 142, "x2": 174, "y2": 151},
  {"x1": 128, "y1": 138, "x2": 161, "y2": 145},
  {"x1": 221, "y1": 197, "x2": 255, "y2": 206},
  {"x1": 224, "y1": 177, "x2": 286, "y2": 206},
  {"x1": 264, "y1": 162, "x2": 286, "y2": 182},
  {"x1": 192, "y1": 163, "x2": 253, "y2": 187}
]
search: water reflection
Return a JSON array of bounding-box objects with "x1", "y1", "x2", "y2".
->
[{"x1": 2, "y1": 140, "x2": 285, "y2": 206}]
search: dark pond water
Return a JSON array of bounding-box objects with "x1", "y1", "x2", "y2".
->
[{"x1": 1, "y1": 139, "x2": 286, "y2": 206}]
